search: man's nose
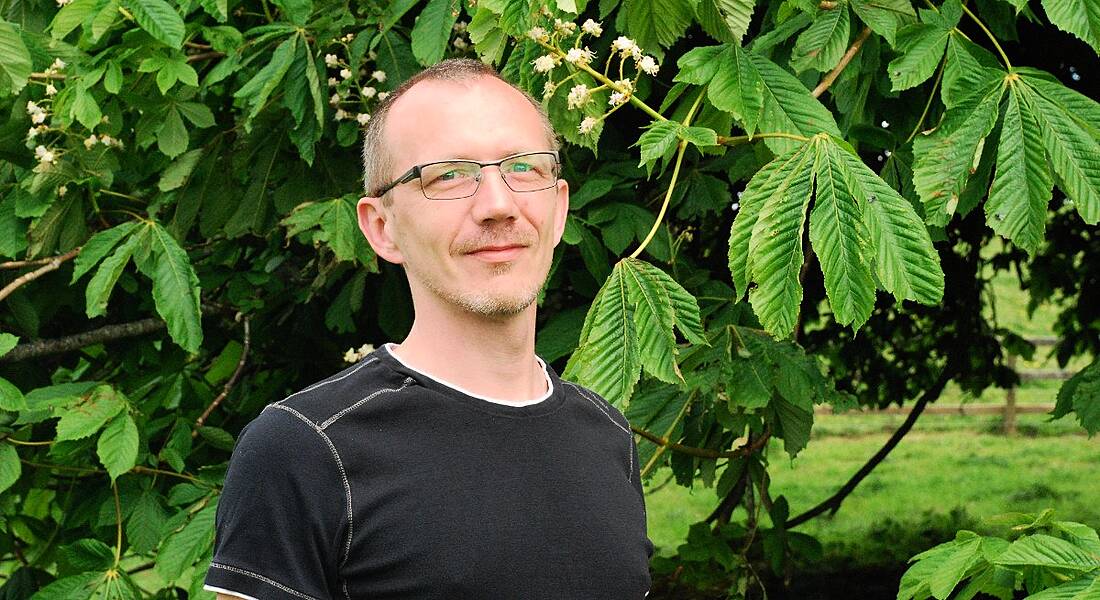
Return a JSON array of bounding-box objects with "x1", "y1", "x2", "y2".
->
[{"x1": 469, "y1": 166, "x2": 521, "y2": 223}]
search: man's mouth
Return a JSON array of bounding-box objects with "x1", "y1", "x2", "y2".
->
[{"x1": 466, "y1": 244, "x2": 527, "y2": 262}]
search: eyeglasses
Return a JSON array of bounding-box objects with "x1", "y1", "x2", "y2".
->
[{"x1": 371, "y1": 151, "x2": 561, "y2": 200}]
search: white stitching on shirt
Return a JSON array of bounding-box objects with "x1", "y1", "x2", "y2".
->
[
  {"x1": 318, "y1": 379, "x2": 412, "y2": 430},
  {"x1": 209, "y1": 562, "x2": 318, "y2": 600},
  {"x1": 276, "y1": 357, "x2": 379, "y2": 405},
  {"x1": 566, "y1": 383, "x2": 635, "y2": 483},
  {"x1": 268, "y1": 404, "x2": 354, "y2": 599}
]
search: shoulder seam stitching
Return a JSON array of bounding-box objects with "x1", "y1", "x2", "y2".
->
[
  {"x1": 319, "y1": 379, "x2": 413, "y2": 430},
  {"x1": 275, "y1": 357, "x2": 379, "y2": 406},
  {"x1": 267, "y1": 404, "x2": 355, "y2": 597},
  {"x1": 566, "y1": 382, "x2": 635, "y2": 483},
  {"x1": 208, "y1": 562, "x2": 318, "y2": 600}
]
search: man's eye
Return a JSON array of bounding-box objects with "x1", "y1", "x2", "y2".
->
[
  {"x1": 437, "y1": 170, "x2": 460, "y2": 181},
  {"x1": 507, "y1": 162, "x2": 535, "y2": 173}
]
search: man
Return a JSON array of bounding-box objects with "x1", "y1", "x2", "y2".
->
[{"x1": 204, "y1": 58, "x2": 652, "y2": 600}]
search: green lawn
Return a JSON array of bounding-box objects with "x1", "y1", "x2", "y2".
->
[{"x1": 645, "y1": 421, "x2": 1100, "y2": 567}]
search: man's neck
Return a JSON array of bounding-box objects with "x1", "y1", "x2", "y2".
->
[{"x1": 392, "y1": 303, "x2": 546, "y2": 404}]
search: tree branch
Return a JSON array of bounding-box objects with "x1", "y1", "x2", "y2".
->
[
  {"x1": 0, "y1": 248, "x2": 80, "y2": 302},
  {"x1": 633, "y1": 426, "x2": 770, "y2": 459},
  {"x1": 785, "y1": 363, "x2": 956, "y2": 529},
  {"x1": 186, "y1": 51, "x2": 225, "y2": 64},
  {"x1": 813, "y1": 26, "x2": 873, "y2": 98},
  {"x1": 193, "y1": 317, "x2": 251, "y2": 436},
  {"x1": 0, "y1": 318, "x2": 166, "y2": 362}
]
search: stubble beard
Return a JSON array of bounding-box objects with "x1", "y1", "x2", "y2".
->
[{"x1": 413, "y1": 260, "x2": 546, "y2": 318}]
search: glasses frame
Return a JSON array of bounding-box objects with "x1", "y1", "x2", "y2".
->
[{"x1": 370, "y1": 150, "x2": 561, "y2": 200}]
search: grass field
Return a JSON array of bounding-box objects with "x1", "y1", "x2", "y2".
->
[{"x1": 644, "y1": 257, "x2": 1099, "y2": 573}]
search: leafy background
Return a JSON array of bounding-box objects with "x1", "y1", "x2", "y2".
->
[{"x1": 1, "y1": 0, "x2": 1098, "y2": 596}]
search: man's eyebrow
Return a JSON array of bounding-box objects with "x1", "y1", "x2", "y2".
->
[{"x1": 424, "y1": 149, "x2": 543, "y2": 162}]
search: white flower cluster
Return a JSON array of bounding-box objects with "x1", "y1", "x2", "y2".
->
[
  {"x1": 325, "y1": 53, "x2": 339, "y2": 67},
  {"x1": 565, "y1": 47, "x2": 594, "y2": 66},
  {"x1": 83, "y1": 133, "x2": 121, "y2": 149},
  {"x1": 339, "y1": 32, "x2": 355, "y2": 43},
  {"x1": 532, "y1": 54, "x2": 559, "y2": 73},
  {"x1": 581, "y1": 19, "x2": 603, "y2": 36},
  {"x1": 26, "y1": 101, "x2": 48, "y2": 125},
  {"x1": 527, "y1": 26, "x2": 549, "y2": 43},
  {"x1": 453, "y1": 21, "x2": 470, "y2": 51},
  {"x1": 553, "y1": 18, "x2": 577, "y2": 34},
  {"x1": 34, "y1": 145, "x2": 55, "y2": 165},
  {"x1": 578, "y1": 116, "x2": 598, "y2": 135},
  {"x1": 612, "y1": 36, "x2": 643, "y2": 60},
  {"x1": 567, "y1": 84, "x2": 591, "y2": 109},
  {"x1": 343, "y1": 343, "x2": 375, "y2": 363},
  {"x1": 324, "y1": 49, "x2": 387, "y2": 122},
  {"x1": 26, "y1": 125, "x2": 47, "y2": 140}
]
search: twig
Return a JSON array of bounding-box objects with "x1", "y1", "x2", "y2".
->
[
  {"x1": 0, "y1": 251, "x2": 79, "y2": 269},
  {"x1": 186, "y1": 51, "x2": 226, "y2": 64},
  {"x1": 0, "y1": 248, "x2": 80, "y2": 302},
  {"x1": 634, "y1": 426, "x2": 771, "y2": 460},
  {"x1": 812, "y1": 26, "x2": 873, "y2": 98},
  {"x1": 717, "y1": 132, "x2": 810, "y2": 146},
  {"x1": 786, "y1": 363, "x2": 955, "y2": 528},
  {"x1": 193, "y1": 317, "x2": 251, "y2": 436},
  {"x1": 640, "y1": 391, "x2": 696, "y2": 478},
  {"x1": 19, "y1": 459, "x2": 206, "y2": 484},
  {"x1": 29, "y1": 72, "x2": 66, "y2": 80},
  {"x1": 0, "y1": 318, "x2": 166, "y2": 362}
]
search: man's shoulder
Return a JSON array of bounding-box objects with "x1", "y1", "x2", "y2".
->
[
  {"x1": 270, "y1": 352, "x2": 414, "y2": 428},
  {"x1": 557, "y1": 378, "x2": 632, "y2": 434}
]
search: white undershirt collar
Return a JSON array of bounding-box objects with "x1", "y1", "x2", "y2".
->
[{"x1": 383, "y1": 343, "x2": 552, "y2": 407}]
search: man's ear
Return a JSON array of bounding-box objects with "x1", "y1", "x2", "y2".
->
[
  {"x1": 357, "y1": 196, "x2": 404, "y2": 265},
  {"x1": 551, "y1": 178, "x2": 569, "y2": 247}
]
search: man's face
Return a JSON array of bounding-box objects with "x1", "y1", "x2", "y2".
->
[{"x1": 357, "y1": 76, "x2": 569, "y2": 319}]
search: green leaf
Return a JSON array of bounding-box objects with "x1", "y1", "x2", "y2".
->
[
  {"x1": 234, "y1": 35, "x2": 297, "y2": 125},
  {"x1": 0, "y1": 21, "x2": 32, "y2": 95},
  {"x1": 791, "y1": 5, "x2": 851, "y2": 73},
  {"x1": 637, "y1": 121, "x2": 681, "y2": 175},
  {"x1": 536, "y1": 306, "x2": 587, "y2": 362},
  {"x1": 622, "y1": 259, "x2": 680, "y2": 383},
  {"x1": 0, "y1": 443, "x2": 19, "y2": 494},
  {"x1": 624, "y1": 0, "x2": 695, "y2": 53},
  {"x1": 198, "y1": 0, "x2": 228, "y2": 21},
  {"x1": 811, "y1": 137, "x2": 875, "y2": 329},
  {"x1": 729, "y1": 145, "x2": 803, "y2": 298},
  {"x1": 469, "y1": 7, "x2": 508, "y2": 64},
  {"x1": 1022, "y1": 70, "x2": 1100, "y2": 139},
  {"x1": 749, "y1": 51, "x2": 842, "y2": 154},
  {"x1": 695, "y1": 0, "x2": 757, "y2": 44},
  {"x1": 833, "y1": 140, "x2": 944, "y2": 304},
  {"x1": 50, "y1": 0, "x2": 97, "y2": 39},
  {"x1": 120, "y1": 0, "x2": 186, "y2": 48},
  {"x1": 770, "y1": 395, "x2": 813, "y2": 457},
  {"x1": 0, "y1": 376, "x2": 26, "y2": 412},
  {"x1": 747, "y1": 142, "x2": 815, "y2": 338},
  {"x1": 91, "y1": 0, "x2": 120, "y2": 41},
  {"x1": 928, "y1": 535, "x2": 984, "y2": 598},
  {"x1": 0, "y1": 332, "x2": 17, "y2": 357},
  {"x1": 156, "y1": 106, "x2": 189, "y2": 158},
  {"x1": 196, "y1": 426, "x2": 235, "y2": 451},
  {"x1": 127, "y1": 491, "x2": 169, "y2": 553},
  {"x1": 1023, "y1": 82, "x2": 1100, "y2": 225},
  {"x1": 156, "y1": 502, "x2": 218, "y2": 584},
  {"x1": 97, "y1": 411, "x2": 138, "y2": 480},
  {"x1": 1053, "y1": 356, "x2": 1100, "y2": 435},
  {"x1": 1026, "y1": 576, "x2": 1100, "y2": 600},
  {"x1": 707, "y1": 45, "x2": 764, "y2": 136},
  {"x1": 27, "y1": 572, "x2": 101, "y2": 600},
  {"x1": 675, "y1": 44, "x2": 725, "y2": 84},
  {"x1": 995, "y1": 534, "x2": 1100, "y2": 571},
  {"x1": 158, "y1": 149, "x2": 204, "y2": 192},
  {"x1": 913, "y1": 77, "x2": 1004, "y2": 226},
  {"x1": 888, "y1": 24, "x2": 951, "y2": 91},
  {"x1": 73, "y1": 222, "x2": 139, "y2": 284},
  {"x1": 564, "y1": 262, "x2": 641, "y2": 407},
  {"x1": 986, "y1": 83, "x2": 1051, "y2": 255},
  {"x1": 271, "y1": 0, "x2": 311, "y2": 24},
  {"x1": 850, "y1": 0, "x2": 916, "y2": 44},
  {"x1": 85, "y1": 229, "x2": 143, "y2": 318},
  {"x1": 54, "y1": 384, "x2": 126, "y2": 441},
  {"x1": 60, "y1": 538, "x2": 114, "y2": 571},
  {"x1": 1040, "y1": 0, "x2": 1100, "y2": 53},
  {"x1": 135, "y1": 222, "x2": 203, "y2": 353},
  {"x1": 411, "y1": 0, "x2": 459, "y2": 66},
  {"x1": 941, "y1": 35, "x2": 1002, "y2": 108}
]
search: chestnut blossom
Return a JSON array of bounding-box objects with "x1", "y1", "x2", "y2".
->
[
  {"x1": 581, "y1": 19, "x2": 603, "y2": 36},
  {"x1": 453, "y1": 37, "x2": 468, "y2": 50},
  {"x1": 377, "y1": 91, "x2": 389, "y2": 101},
  {"x1": 339, "y1": 68, "x2": 352, "y2": 80},
  {"x1": 608, "y1": 91, "x2": 627, "y2": 106},
  {"x1": 330, "y1": 93, "x2": 341, "y2": 105},
  {"x1": 553, "y1": 19, "x2": 577, "y2": 34},
  {"x1": 578, "y1": 117, "x2": 598, "y2": 134},
  {"x1": 34, "y1": 145, "x2": 55, "y2": 164},
  {"x1": 356, "y1": 113, "x2": 371, "y2": 125},
  {"x1": 611, "y1": 36, "x2": 642, "y2": 59},
  {"x1": 542, "y1": 81, "x2": 557, "y2": 99},
  {"x1": 343, "y1": 343, "x2": 375, "y2": 363},
  {"x1": 51, "y1": 58, "x2": 66, "y2": 70},
  {"x1": 565, "y1": 47, "x2": 594, "y2": 66},
  {"x1": 361, "y1": 86, "x2": 377, "y2": 98},
  {"x1": 372, "y1": 70, "x2": 387, "y2": 82},
  {"x1": 45, "y1": 83, "x2": 58, "y2": 96},
  {"x1": 453, "y1": 21, "x2": 467, "y2": 33},
  {"x1": 84, "y1": 135, "x2": 98, "y2": 149},
  {"x1": 328, "y1": 77, "x2": 338, "y2": 86},
  {"x1": 324, "y1": 54, "x2": 339, "y2": 67},
  {"x1": 567, "y1": 84, "x2": 591, "y2": 109},
  {"x1": 638, "y1": 56, "x2": 659, "y2": 75},
  {"x1": 532, "y1": 54, "x2": 558, "y2": 73},
  {"x1": 527, "y1": 27, "x2": 549, "y2": 42},
  {"x1": 31, "y1": 111, "x2": 47, "y2": 124},
  {"x1": 334, "y1": 109, "x2": 348, "y2": 121},
  {"x1": 58, "y1": 185, "x2": 67, "y2": 197},
  {"x1": 614, "y1": 79, "x2": 634, "y2": 93}
]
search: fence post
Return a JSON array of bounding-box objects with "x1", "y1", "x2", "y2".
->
[{"x1": 1004, "y1": 353, "x2": 1018, "y2": 436}]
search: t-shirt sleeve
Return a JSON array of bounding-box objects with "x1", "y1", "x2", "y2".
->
[{"x1": 204, "y1": 406, "x2": 348, "y2": 600}]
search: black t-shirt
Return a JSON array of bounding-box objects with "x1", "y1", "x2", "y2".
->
[{"x1": 204, "y1": 345, "x2": 652, "y2": 599}]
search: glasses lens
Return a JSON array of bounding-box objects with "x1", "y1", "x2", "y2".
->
[
  {"x1": 420, "y1": 161, "x2": 481, "y2": 199},
  {"x1": 501, "y1": 153, "x2": 559, "y2": 192}
]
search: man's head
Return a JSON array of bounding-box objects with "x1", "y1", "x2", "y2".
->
[{"x1": 356, "y1": 59, "x2": 570, "y2": 320}]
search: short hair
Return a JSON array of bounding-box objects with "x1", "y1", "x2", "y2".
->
[{"x1": 361, "y1": 58, "x2": 559, "y2": 203}]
